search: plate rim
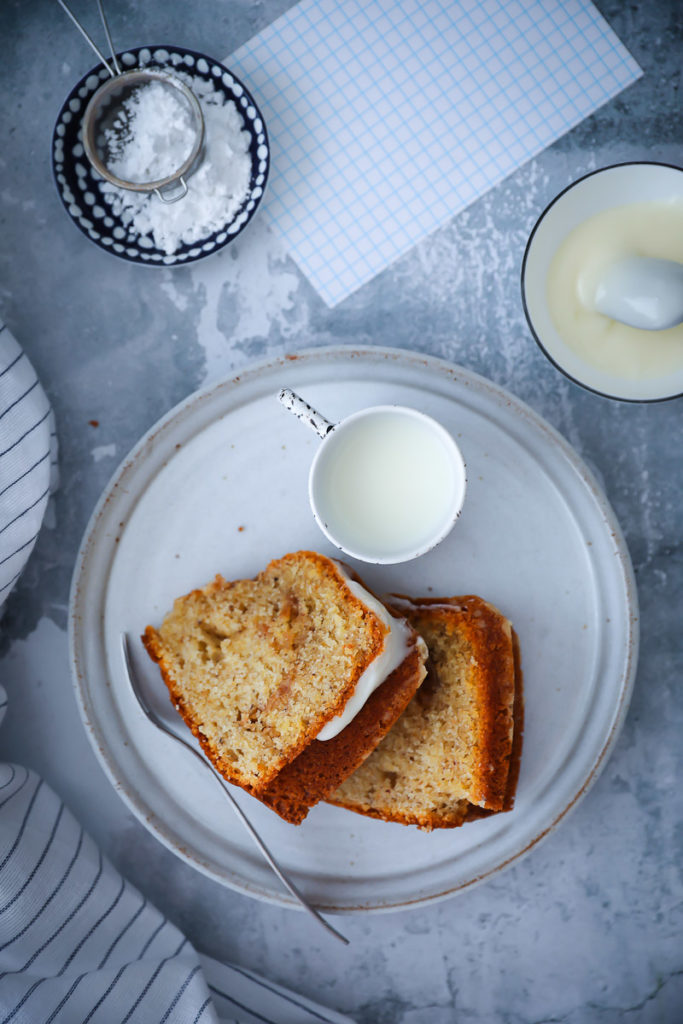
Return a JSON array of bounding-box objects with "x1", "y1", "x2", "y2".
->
[{"x1": 68, "y1": 344, "x2": 640, "y2": 913}]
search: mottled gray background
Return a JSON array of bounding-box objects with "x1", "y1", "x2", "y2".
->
[{"x1": 1, "y1": 1, "x2": 682, "y2": 1021}]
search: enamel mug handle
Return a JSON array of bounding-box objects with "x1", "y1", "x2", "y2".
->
[{"x1": 278, "y1": 388, "x2": 335, "y2": 440}]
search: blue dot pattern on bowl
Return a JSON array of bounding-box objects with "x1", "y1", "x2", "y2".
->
[{"x1": 51, "y1": 45, "x2": 270, "y2": 266}]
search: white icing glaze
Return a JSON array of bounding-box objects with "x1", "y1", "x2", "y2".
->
[
  {"x1": 389, "y1": 594, "x2": 511, "y2": 630},
  {"x1": 315, "y1": 564, "x2": 416, "y2": 741},
  {"x1": 546, "y1": 201, "x2": 683, "y2": 379},
  {"x1": 388, "y1": 595, "x2": 461, "y2": 613}
]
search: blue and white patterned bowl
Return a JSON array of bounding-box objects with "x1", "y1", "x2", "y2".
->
[{"x1": 51, "y1": 45, "x2": 269, "y2": 266}]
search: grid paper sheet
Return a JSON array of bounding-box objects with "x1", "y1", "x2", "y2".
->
[{"x1": 229, "y1": 0, "x2": 641, "y2": 307}]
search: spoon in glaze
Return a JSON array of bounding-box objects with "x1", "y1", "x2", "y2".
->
[{"x1": 593, "y1": 256, "x2": 683, "y2": 330}]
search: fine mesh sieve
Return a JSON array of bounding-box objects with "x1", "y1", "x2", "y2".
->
[
  {"x1": 57, "y1": 0, "x2": 205, "y2": 203},
  {"x1": 81, "y1": 69, "x2": 205, "y2": 201}
]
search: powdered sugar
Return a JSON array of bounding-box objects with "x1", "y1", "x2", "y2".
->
[
  {"x1": 104, "y1": 81, "x2": 197, "y2": 184},
  {"x1": 99, "y1": 73, "x2": 252, "y2": 255}
]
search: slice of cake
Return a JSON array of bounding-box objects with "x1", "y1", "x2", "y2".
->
[
  {"x1": 142, "y1": 551, "x2": 428, "y2": 822},
  {"x1": 328, "y1": 595, "x2": 523, "y2": 829}
]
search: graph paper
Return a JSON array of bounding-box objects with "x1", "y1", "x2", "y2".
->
[{"x1": 229, "y1": 0, "x2": 641, "y2": 307}]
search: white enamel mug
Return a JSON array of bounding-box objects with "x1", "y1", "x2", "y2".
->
[{"x1": 279, "y1": 389, "x2": 467, "y2": 564}]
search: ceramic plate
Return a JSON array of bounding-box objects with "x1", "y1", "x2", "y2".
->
[
  {"x1": 52, "y1": 45, "x2": 269, "y2": 266},
  {"x1": 69, "y1": 347, "x2": 638, "y2": 912}
]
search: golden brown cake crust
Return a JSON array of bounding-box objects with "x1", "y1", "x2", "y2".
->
[
  {"x1": 250, "y1": 639, "x2": 427, "y2": 824},
  {"x1": 392, "y1": 594, "x2": 518, "y2": 812},
  {"x1": 503, "y1": 628, "x2": 525, "y2": 812},
  {"x1": 142, "y1": 552, "x2": 426, "y2": 821},
  {"x1": 142, "y1": 551, "x2": 388, "y2": 793},
  {"x1": 328, "y1": 594, "x2": 522, "y2": 829}
]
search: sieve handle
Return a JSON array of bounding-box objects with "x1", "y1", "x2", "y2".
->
[
  {"x1": 154, "y1": 177, "x2": 189, "y2": 204},
  {"x1": 95, "y1": 0, "x2": 122, "y2": 75},
  {"x1": 55, "y1": 0, "x2": 121, "y2": 77}
]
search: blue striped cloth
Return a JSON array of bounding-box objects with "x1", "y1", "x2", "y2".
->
[
  {"x1": 0, "y1": 328, "x2": 354, "y2": 1023},
  {"x1": 0, "y1": 322, "x2": 58, "y2": 612},
  {"x1": 0, "y1": 690, "x2": 354, "y2": 1023}
]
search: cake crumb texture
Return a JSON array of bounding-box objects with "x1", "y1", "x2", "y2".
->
[
  {"x1": 253, "y1": 636, "x2": 428, "y2": 823},
  {"x1": 329, "y1": 595, "x2": 522, "y2": 829},
  {"x1": 142, "y1": 551, "x2": 387, "y2": 792}
]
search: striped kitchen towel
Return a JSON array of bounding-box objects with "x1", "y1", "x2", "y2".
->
[
  {"x1": 0, "y1": 692, "x2": 354, "y2": 1023},
  {"x1": 0, "y1": 322, "x2": 59, "y2": 611},
  {"x1": 0, "y1": 328, "x2": 354, "y2": 1022}
]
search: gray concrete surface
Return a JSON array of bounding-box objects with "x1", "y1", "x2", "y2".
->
[{"x1": 1, "y1": 2, "x2": 682, "y2": 1021}]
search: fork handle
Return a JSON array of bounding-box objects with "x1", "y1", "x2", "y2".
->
[
  {"x1": 210, "y1": 772, "x2": 349, "y2": 944},
  {"x1": 121, "y1": 632, "x2": 348, "y2": 943},
  {"x1": 172, "y1": 733, "x2": 348, "y2": 944}
]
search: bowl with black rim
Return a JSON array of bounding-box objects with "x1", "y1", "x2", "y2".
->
[
  {"x1": 521, "y1": 161, "x2": 683, "y2": 403},
  {"x1": 52, "y1": 44, "x2": 270, "y2": 267}
]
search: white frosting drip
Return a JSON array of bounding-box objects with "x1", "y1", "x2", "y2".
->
[
  {"x1": 389, "y1": 595, "x2": 455, "y2": 611},
  {"x1": 315, "y1": 565, "x2": 414, "y2": 741},
  {"x1": 390, "y1": 594, "x2": 511, "y2": 628}
]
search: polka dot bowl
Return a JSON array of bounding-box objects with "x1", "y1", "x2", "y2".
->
[{"x1": 51, "y1": 45, "x2": 269, "y2": 266}]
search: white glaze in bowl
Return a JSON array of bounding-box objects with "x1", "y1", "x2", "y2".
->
[{"x1": 522, "y1": 162, "x2": 683, "y2": 402}]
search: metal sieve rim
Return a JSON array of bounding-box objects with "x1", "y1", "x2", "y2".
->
[{"x1": 82, "y1": 67, "x2": 205, "y2": 193}]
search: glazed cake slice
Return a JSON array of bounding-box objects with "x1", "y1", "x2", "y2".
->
[
  {"x1": 328, "y1": 595, "x2": 523, "y2": 829},
  {"x1": 142, "y1": 551, "x2": 427, "y2": 820}
]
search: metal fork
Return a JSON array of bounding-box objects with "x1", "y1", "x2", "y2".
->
[{"x1": 120, "y1": 633, "x2": 349, "y2": 944}]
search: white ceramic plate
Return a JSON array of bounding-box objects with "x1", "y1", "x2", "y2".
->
[{"x1": 69, "y1": 347, "x2": 638, "y2": 913}]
